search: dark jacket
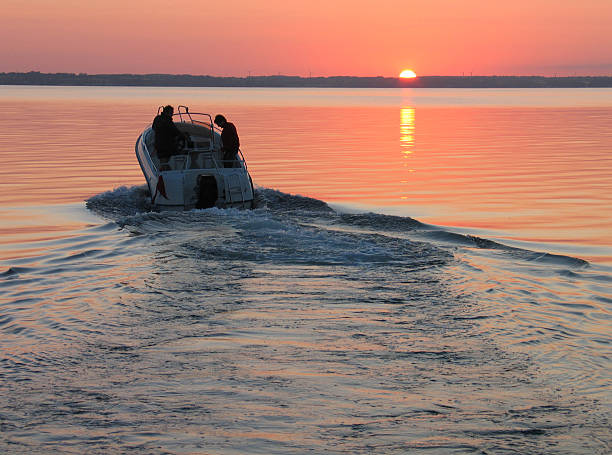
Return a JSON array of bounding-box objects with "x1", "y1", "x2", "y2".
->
[
  {"x1": 153, "y1": 114, "x2": 182, "y2": 157},
  {"x1": 221, "y1": 122, "x2": 240, "y2": 154}
]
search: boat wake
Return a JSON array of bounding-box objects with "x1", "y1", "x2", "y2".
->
[
  {"x1": 0, "y1": 185, "x2": 607, "y2": 454},
  {"x1": 85, "y1": 185, "x2": 588, "y2": 268}
]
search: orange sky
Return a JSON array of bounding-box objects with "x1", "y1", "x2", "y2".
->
[{"x1": 2, "y1": 0, "x2": 611, "y2": 77}]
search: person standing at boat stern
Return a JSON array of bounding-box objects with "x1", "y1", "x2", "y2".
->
[
  {"x1": 153, "y1": 105, "x2": 183, "y2": 165},
  {"x1": 214, "y1": 114, "x2": 240, "y2": 168}
]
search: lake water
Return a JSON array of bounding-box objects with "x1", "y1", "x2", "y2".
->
[{"x1": 0, "y1": 86, "x2": 611, "y2": 454}]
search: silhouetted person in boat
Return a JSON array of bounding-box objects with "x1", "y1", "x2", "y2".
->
[
  {"x1": 214, "y1": 114, "x2": 240, "y2": 168},
  {"x1": 153, "y1": 105, "x2": 184, "y2": 167}
]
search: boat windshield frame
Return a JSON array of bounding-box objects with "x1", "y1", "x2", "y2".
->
[
  {"x1": 153, "y1": 105, "x2": 248, "y2": 171},
  {"x1": 175, "y1": 105, "x2": 214, "y2": 129},
  {"x1": 156, "y1": 105, "x2": 215, "y2": 133}
]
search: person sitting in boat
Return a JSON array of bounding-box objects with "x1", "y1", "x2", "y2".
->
[
  {"x1": 153, "y1": 105, "x2": 184, "y2": 167},
  {"x1": 214, "y1": 114, "x2": 240, "y2": 168}
]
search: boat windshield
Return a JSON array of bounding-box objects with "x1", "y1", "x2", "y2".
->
[{"x1": 175, "y1": 105, "x2": 213, "y2": 129}]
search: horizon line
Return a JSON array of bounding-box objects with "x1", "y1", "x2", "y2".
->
[{"x1": 3, "y1": 71, "x2": 612, "y2": 79}]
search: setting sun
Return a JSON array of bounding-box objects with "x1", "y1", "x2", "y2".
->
[{"x1": 399, "y1": 69, "x2": 417, "y2": 78}]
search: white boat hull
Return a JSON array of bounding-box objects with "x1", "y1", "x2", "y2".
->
[{"x1": 135, "y1": 116, "x2": 254, "y2": 210}]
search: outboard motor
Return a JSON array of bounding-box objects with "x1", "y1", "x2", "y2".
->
[{"x1": 196, "y1": 175, "x2": 218, "y2": 209}]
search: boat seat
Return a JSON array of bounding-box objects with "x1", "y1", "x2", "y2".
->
[
  {"x1": 189, "y1": 152, "x2": 207, "y2": 169},
  {"x1": 202, "y1": 152, "x2": 218, "y2": 168},
  {"x1": 168, "y1": 155, "x2": 188, "y2": 170},
  {"x1": 192, "y1": 139, "x2": 211, "y2": 150},
  {"x1": 189, "y1": 151, "x2": 222, "y2": 169}
]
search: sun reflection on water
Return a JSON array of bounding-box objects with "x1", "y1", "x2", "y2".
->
[
  {"x1": 400, "y1": 107, "x2": 415, "y2": 155},
  {"x1": 400, "y1": 107, "x2": 416, "y2": 200}
]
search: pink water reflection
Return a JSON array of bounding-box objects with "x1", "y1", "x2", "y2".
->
[{"x1": 1, "y1": 93, "x2": 610, "y2": 261}]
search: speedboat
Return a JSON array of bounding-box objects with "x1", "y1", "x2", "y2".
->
[{"x1": 135, "y1": 105, "x2": 254, "y2": 209}]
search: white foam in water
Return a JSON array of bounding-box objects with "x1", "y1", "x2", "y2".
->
[{"x1": 1, "y1": 185, "x2": 610, "y2": 454}]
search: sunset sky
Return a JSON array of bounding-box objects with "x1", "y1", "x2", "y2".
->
[{"x1": 2, "y1": 0, "x2": 611, "y2": 77}]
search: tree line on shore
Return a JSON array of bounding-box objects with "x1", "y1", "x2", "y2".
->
[{"x1": 1, "y1": 72, "x2": 611, "y2": 88}]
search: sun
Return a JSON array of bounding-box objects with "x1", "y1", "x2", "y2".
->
[{"x1": 399, "y1": 69, "x2": 417, "y2": 78}]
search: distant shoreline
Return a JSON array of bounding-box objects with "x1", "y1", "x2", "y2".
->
[{"x1": 1, "y1": 72, "x2": 612, "y2": 88}]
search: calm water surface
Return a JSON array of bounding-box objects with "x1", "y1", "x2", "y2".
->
[{"x1": 0, "y1": 86, "x2": 611, "y2": 454}]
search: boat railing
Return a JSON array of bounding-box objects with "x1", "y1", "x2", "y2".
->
[{"x1": 165, "y1": 149, "x2": 248, "y2": 171}]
